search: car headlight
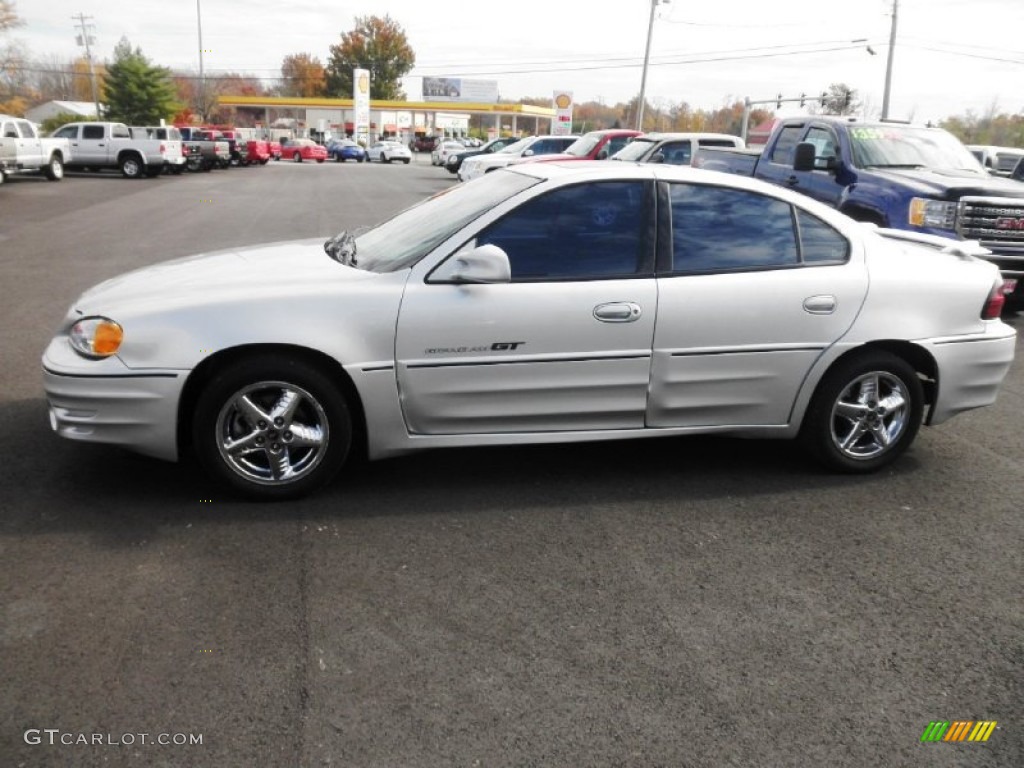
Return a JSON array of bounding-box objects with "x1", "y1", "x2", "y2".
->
[
  {"x1": 68, "y1": 316, "x2": 124, "y2": 358},
  {"x1": 909, "y1": 198, "x2": 957, "y2": 230}
]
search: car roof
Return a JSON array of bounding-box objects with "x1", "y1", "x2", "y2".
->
[{"x1": 633, "y1": 132, "x2": 741, "y2": 141}]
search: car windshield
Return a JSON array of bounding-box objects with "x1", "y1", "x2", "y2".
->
[
  {"x1": 498, "y1": 138, "x2": 531, "y2": 154},
  {"x1": 353, "y1": 171, "x2": 540, "y2": 273},
  {"x1": 849, "y1": 126, "x2": 987, "y2": 173},
  {"x1": 611, "y1": 138, "x2": 657, "y2": 161},
  {"x1": 564, "y1": 134, "x2": 602, "y2": 157}
]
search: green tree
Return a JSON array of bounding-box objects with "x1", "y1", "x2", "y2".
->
[
  {"x1": 326, "y1": 15, "x2": 414, "y2": 100},
  {"x1": 102, "y1": 37, "x2": 178, "y2": 124}
]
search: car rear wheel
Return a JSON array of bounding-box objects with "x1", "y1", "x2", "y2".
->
[
  {"x1": 192, "y1": 356, "x2": 352, "y2": 500},
  {"x1": 45, "y1": 155, "x2": 64, "y2": 181},
  {"x1": 800, "y1": 351, "x2": 923, "y2": 473},
  {"x1": 120, "y1": 155, "x2": 143, "y2": 178}
]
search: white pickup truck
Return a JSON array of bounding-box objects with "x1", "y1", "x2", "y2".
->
[
  {"x1": 0, "y1": 113, "x2": 71, "y2": 183},
  {"x1": 51, "y1": 121, "x2": 182, "y2": 178}
]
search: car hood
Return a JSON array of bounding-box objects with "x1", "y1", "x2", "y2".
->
[
  {"x1": 76, "y1": 239, "x2": 376, "y2": 316},
  {"x1": 862, "y1": 167, "x2": 1024, "y2": 200}
]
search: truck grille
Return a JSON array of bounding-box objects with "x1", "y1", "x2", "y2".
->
[{"x1": 958, "y1": 197, "x2": 1024, "y2": 251}]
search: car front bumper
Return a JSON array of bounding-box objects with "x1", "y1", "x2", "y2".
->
[{"x1": 42, "y1": 338, "x2": 186, "y2": 462}]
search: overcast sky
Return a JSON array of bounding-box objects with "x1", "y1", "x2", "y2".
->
[{"x1": 10, "y1": 0, "x2": 1023, "y2": 124}]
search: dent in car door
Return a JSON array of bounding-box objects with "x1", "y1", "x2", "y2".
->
[
  {"x1": 395, "y1": 180, "x2": 658, "y2": 435},
  {"x1": 647, "y1": 182, "x2": 867, "y2": 427}
]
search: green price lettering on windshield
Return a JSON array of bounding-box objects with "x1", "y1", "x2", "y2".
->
[{"x1": 850, "y1": 127, "x2": 884, "y2": 140}]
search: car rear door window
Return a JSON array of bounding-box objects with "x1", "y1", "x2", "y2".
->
[
  {"x1": 82, "y1": 125, "x2": 105, "y2": 140},
  {"x1": 796, "y1": 209, "x2": 849, "y2": 263},
  {"x1": 477, "y1": 181, "x2": 650, "y2": 280},
  {"x1": 669, "y1": 184, "x2": 798, "y2": 271}
]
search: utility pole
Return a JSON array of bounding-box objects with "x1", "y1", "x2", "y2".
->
[
  {"x1": 636, "y1": 0, "x2": 669, "y2": 131},
  {"x1": 196, "y1": 0, "x2": 206, "y2": 122},
  {"x1": 882, "y1": 0, "x2": 898, "y2": 119},
  {"x1": 71, "y1": 13, "x2": 100, "y2": 118}
]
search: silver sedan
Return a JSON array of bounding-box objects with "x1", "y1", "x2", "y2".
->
[{"x1": 42, "y1": 163, "x2": 1017, "y2": 499}]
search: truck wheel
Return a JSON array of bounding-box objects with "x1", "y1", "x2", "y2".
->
[
  {"x1": 120, "y1": 155, "x2": 143, "y2": 179},
  {"x1": 799, "y1": 351, "x2": 923, "y2": 473},
  {"x1": 44, "y1": 155, "x2": 64, "y2": 181},
  {"x1": 192, "y1": 356, "x2": 352, "y2": 500}
]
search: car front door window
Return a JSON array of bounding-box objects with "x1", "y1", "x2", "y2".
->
[{"x1": 476, "y1": 181, "x2": 650, "y2": 280}]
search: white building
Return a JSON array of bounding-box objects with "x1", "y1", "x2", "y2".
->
[{"x1": 25, "y1": 101, "x2": 101, "y2": 124}]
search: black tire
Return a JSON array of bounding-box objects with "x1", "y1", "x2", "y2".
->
[
  {"x1": 403, "y1": 159, "x2": 410, "y2": 164},
  {"x1": 357, "y1": 157, "x2": 364, "y2": 163},
  {"x1": 120, "y1": 154, "x2": 143, "y2": 179},
  {"x1": 192, "y1": 356, "x2": 352, "y2": 500},
  {"x1": 293, "y1": 152, "x2": 302, "y2": 163},
  {"x1": 800, "y1": 350, "x2": 924, "y2": 473},
  {"x1": 44, "y1": 154, "x2": 64, "y2": 181},
  {"x1": 335, "y1": 154, "x2": 343, "y2": 162}
]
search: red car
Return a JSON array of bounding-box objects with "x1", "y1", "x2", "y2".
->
[
  {"x1": 280, "y1": 138, "x2": 327, "y2": 163},
  {"x1": 512, "y1": 129, "x2": 642, "y2": 165}
]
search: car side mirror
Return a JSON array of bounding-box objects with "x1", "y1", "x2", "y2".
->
[
  {"x1": 596, "y1": 149, "x2": 609, "y2": 160},
  {"x1": 649, "y1": 152, "x2": 665, "y2": 164},
  {"x1": 793, "y1": 142, "x2": 816, "y2": 172},
  {"x1": 429, "y1": 244, "x2": 511, "y2": 284},
  {"x1": 522, "y1": 149, "x2": 534, "y2": 157}
]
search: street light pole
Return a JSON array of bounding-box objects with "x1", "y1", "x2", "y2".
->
[
  {"x1": 196, "y1": 0, "x2": 206, "y2": 122},
  {"x1": 882, "y1": 0, "x2": 898, "y2": 118},
  {"x1": 71, "y1": 13, "x2": 100, "y2": 118},
  {"x1": 636, "y1": 0, "x2": 667, "y2": 131}
]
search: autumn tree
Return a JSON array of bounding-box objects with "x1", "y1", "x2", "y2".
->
[
  {"x1": 0, "y1": 0, "x2": 27, "y2": 113},
  {"x1": 280, "y1": 53, "x2": 326, "y2": 97},
  {"x1": 326, "y1": 15, "x2": 414, "y2": 100},
  {"x1": 0, "y1": 0, "x2": 20, "y2": 31},
  {"x1": 103, "y1": 37, "x2": 178, "y2": 124}
]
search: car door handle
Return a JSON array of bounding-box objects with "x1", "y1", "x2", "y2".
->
[
  {"x1": 593, "y1": 302, "x2": 642, "y2": 322},
  {"x1": 803, "y1": 295, "x2": 836, "y2": 314},
  {"x1": 786, "y1": 175, "x2": 800, "y2": 186}
]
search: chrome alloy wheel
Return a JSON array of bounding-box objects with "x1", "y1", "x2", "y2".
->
[
  {"x1": 215, "y1": 381, "x2": 329, "y2": 485},
  {"x1": 828, "y1": 371, "x2": 910, "y2": 461}
]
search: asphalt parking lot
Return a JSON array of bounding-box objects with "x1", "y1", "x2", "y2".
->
[{"x1": 1, "y1": 160, "x2": 1022, "y2": 767}]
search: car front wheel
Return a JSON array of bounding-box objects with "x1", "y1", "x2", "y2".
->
[
  {"x1": 800, "y1": 351, "x2": 923, "y2": 473},
  {"x1": 192, "y1": 356, "x2": 352, "y2": 500}
]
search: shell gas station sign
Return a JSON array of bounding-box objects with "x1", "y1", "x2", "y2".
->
[{"x1": 552, "y1": 91, "x2": 573, "y2": 135}]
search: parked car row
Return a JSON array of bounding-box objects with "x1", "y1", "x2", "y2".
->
[{"x1": 442, "y1": 130, "x2": 747, "y2": 181}]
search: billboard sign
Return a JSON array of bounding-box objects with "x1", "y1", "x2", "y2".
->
[{"x1": 422, "y1": 77, "x2": 499, "y2": 103}]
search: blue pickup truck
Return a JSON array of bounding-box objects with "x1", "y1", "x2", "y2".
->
[{"x1": 693, "y1": 117, "x2": 1024, "y2": 309}]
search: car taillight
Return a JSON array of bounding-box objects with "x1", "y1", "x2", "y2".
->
[{"x1": 981, "y1": 278, "x2": 1005, "y2": 319}]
